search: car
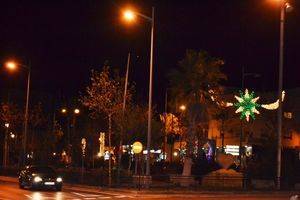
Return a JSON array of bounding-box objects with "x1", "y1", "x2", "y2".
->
[{"x1": 19, "y1": 165, "x2": 63, "y2": 191}]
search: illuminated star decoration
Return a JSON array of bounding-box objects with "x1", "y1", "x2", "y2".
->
[
  {"x1": 209, "y1": 88, "x2": 286, "y2": 122},
  {"x1": 234, "y1": 89, "x2": 261, "y2": 122}
]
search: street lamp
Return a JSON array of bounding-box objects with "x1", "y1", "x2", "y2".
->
[
  {"x1": 74, "y1": 108, "x2": 80, "y2": 114},
  {"x1": 123, "y1": 7, "x2": 155, "y2": 176},
  {"x1": 276, "y1": 0, "x2": 292, "y2": 190},
  {"x1": 5, "y1": 62, "x2": 17, "y2": 71},
  {"x1": 179, "y1": 105, "x2": 186, "y2": 112},
  {"x1": 10, "y1": 132, "x2": 16, "y2": 139},
  {"x1": 123, "y1": 10, "x2": 135, "y2": 22},
  {"x1": 4, "y1": 60, "x2": 31, "y2": 166},
  {"x1": 61, "y1": 108, "x2": 67, "y2": 114}
]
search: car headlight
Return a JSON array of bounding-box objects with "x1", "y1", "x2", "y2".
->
[
  {"x1": 56, "y1": 177, "x2": 63, "y2": 182},
  {"x1": 34, "y1": 176, "x2": 42, "y2": 182}
]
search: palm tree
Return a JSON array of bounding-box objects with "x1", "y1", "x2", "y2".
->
[{"x1": 169, "y1": 50, "x2": 226, "y2": 176}]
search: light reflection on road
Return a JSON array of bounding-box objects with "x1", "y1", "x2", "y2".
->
[
  {"x1": 55, "y1": 192, "x2": 63, "y2": 200},
  {"x1": 32, "y1": 192, "x2": 42, "y2": 200}
]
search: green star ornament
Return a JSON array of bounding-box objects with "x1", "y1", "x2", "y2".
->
[{"x1": 234, "y1": 89, "x2": 261, "y2": 122}]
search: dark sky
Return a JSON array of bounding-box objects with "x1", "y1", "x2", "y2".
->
[{"x1": 0, "y1": 0, "x2": 300, "y2": 110}]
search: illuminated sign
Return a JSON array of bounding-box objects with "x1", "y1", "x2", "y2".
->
[
  {"x1": 225, "y1": 145, "x2": 239, "y2": 156},
  {"x1": 98, "y1": 132, "x2": 105, "y2": 157}
]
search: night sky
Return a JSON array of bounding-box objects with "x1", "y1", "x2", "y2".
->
[{"x1": 0, "y1": 0, "x2": 299, "y2": 110}]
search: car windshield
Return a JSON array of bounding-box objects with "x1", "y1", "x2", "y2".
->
[{"x1": 29, "y1": 166, "x2": 55, "y2": 174}]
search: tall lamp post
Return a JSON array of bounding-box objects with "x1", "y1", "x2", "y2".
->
[
  {"x1": 5, "y1": 61, "x2": 31, "y2": 166},
  {"x1": 123, "y1": 7, "x2": 155, "y2": 176},
  {"x1": 276, "y1": 0, "x2": 292, "y2": 190}
]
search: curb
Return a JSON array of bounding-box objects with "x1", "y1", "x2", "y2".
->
[{"x1": 0, "y1": 176, "x2": 18, "y2": 183}]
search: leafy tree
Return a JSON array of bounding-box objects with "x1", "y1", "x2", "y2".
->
[
  {"x1": 118, "y1": 105, "x2": 162, "y2": 146},
  {"x1": 28, "y1": 102, "x2": 48, "y2": 151},
  {"x1": 81, "y1": 65, "x2": 131, "y2": 119},
  {"x1": 27, "y1": 103, "x2": 62, "y2": 164},
  {"x1": 0, "y1": 102, "x2": 62, "y2": 165},
  {"x1": 113, "y1": 104, "x2": 162, "y2": 173},
  {"x1": 0, "y1": 102, "x2": 23, "y2": 129},
  {"x1": 80, "y1": 64, "x2": 132, "y2": 185},
  {"x1": 0, "y1": 102, "x2": 23, "y2": 165},
  {"x1": 168, "y1": 50, "x2": 226, "y2": 176},
  {"x1": 160, "y1": 113, "x2": 183, "y2": 136}
]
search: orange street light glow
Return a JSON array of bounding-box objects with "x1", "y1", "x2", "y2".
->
[
  {"x1": 179, "y1": 105, "x2": 186, "y2": 111},
  {"x1": 5, "y1": 61, "x2": 17, "y2": 71},
  {"x1": 61, "y1": 108, "x2": 67, "y2": 113},
  {"x1": 123, "y1": 10, "x2": 135, "y2": 21}
]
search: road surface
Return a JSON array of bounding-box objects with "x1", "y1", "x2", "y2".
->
[{"x1": 0, "y1": 179, "x2": 298, "y2": 199}]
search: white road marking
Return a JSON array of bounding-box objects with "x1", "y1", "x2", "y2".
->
[
  {"x1": 90, "y1": 191, "x2": 128, "y2": 197},
  {"x1": 47, "y1": 189, "x2": 135, "y2": 200},
  {"x1": 85, "y1": 194, "x2": 101, "y2": 197},
  {"x1": 72, "y1": 192, "x2": 86, "y2": 197},
  {"x1": 24, "y1": 194, "x2": 32, "y2": 199}
]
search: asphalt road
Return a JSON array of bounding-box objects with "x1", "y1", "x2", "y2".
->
[{"x1": 0, "y1": 180, "x2": 298, "y2": 200}]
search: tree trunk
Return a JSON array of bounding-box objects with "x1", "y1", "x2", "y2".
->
[
  {"x1": 182, "y1": 118, "x2": 195, "y2": 176},
  {"x1": 117, "y1": 119, "x2": 124, "y2": 184},
  {"x1": 182, "y1": 157, "x2": 193, "y2": 176},
  {"x1": 128, "y1": 154, "x2": 132, "y2": 174}
]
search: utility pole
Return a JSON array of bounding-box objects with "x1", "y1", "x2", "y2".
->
[
  {"x1": 277, "y1": 0, "x2": 286, "y2": 190},
  {"x1": 146, "y1": 6, "x2": 155, "y2": 177},
  {"x1": 117, "y1": 52, "x2": 131, "y2": 184}
]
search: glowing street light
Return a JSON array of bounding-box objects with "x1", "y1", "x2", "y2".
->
[
  {"x1": 74, "y1": 108, "x2": 80, "y2": 114},
  {"x1": 61, "y1": 108, "x2": 67, "y2": 114},
  {"x1": 121, "y1": 6, "x2": 155, "y2": 177},
  {"x1": 123, "y1": 10, "x2": 135, "y2": 22},
  {"x1": 5, "y1": 61, "x2": 17, "y2": 71},
  {"x1": 4, "y1": 123, "x2": 10, "y2": 128},
  {"x1": 173, "y1": 151, "x2": 178, "y2": 157},
  {"x1": 179, "y1": 105, "x2": 186, "y2": 111},
  {"x1": 10, "y1": 132, "x2": 16, "y2": 139}
]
